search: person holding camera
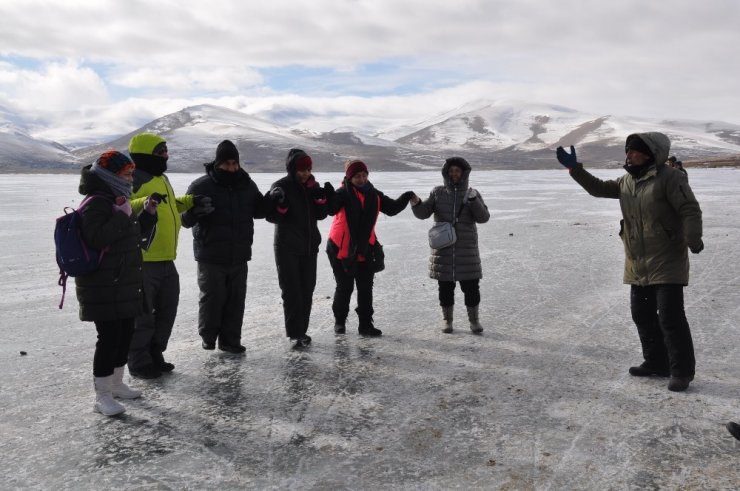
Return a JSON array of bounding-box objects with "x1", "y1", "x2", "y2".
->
[
  {"x1": 127, "y1": 132, "x2": 213, "y2": 379},
  {"x1": 556, "y1": 132, "x2": 703, "y2": 392}
]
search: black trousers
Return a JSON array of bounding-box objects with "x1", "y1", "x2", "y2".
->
[
  {"x1": 129, "y1": 260, "x2": 180, "y2": 370},
  {"x1": 329, "y1": 257, "x2": 375, "y2": 325},
  {"x1": 94, "y1": 318, "x2": 135, "y2": 377},
  {"x1": 276, "y1": 253, "x2": 317, "y2": 339},
  {"x1": 438, "y1": 279, "x2": 480, "y2": 308},
  {"x1": 197, "y1": 262, "x2": 248, "y2": 348},
  {"x1": 630, "y1": 284, "x2": 696, "y2": 378}
]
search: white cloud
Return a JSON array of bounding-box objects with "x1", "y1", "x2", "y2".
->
[{"x1": 1, "y1": 0, "x2": 739, "y2": 144}]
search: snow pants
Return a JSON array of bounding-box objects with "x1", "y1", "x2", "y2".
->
[
  {"x1": 197, "y1": 261, "x2": 248, "y2": 348},
  {"x1": 329, "y1": 258, "x2": 375, "y2": 326},
  {"x1": 275, "y1": 252, "x2": 317, "y2": 339},
  {"x1": 128, "y1": 261, "x2": 180, "y2": 370},
  {"x1": 438, "y1": 279, "x2": 480, "y2": 308},
  {"x1": 630, "y1": 284, "x2": 696, "y2": 378},
  {"x1": 94, "y1": 318, "x2": 135, "y2": 377}
]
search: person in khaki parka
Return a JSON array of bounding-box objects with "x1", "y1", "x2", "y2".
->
[{"x1": 556, "y1": 132, "x2": 703, "y2": 392}]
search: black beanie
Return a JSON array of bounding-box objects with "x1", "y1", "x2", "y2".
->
[
  {"x1": 625, "y1": 135, "x2": 654, "y2": 159},
  {"x1": 215, "y1": 140, "x2": 239, "y2": 164}
]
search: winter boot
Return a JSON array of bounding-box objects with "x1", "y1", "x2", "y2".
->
[
  {"x1": 150, "y1": 348, "x2": 175, "y2": 373},
  {"x1": 467, "y1": 305, "x2": 483, "y2": 334},
  {"x1": 111, "y1": 366, "x2": 142, "y2": 399},
  {"x1": 94, "y1": 376, "x2": 126, "y2": 416},
  {"x1": 727, "y1": 422, "x2": 740, "y2": 441},
  {"x1": 441, "y1": 306, "x2": 454, "y2": 333},
  {"x1": 628, "y1": 362, "x2": 669, "y2": 377},
  {"x1": 334, "y1": 319, "x2": 346, "y2": 334},
  {"x1": 358, "y1": 318, "x2": 382, "y2": 337},
  {"x1": 667, "y1": 376, "x2": 692, "y2": 392}
]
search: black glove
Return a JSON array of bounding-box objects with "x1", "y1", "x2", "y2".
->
[
  {"x1": 323, "y1": 181, "x2": 335, "y2": 195},
  {"x1": 689, "y1": 239, "x2": 704, "y2": 254},
  {"x1": 400, "y1": 191, "x2": 415, "y2": 202},
  {"x1": 191, "y1": 195, "x2": 214, "y2": 216},
  {"x1": 150, "y1": 192, "x2": 167, "y2": 204},
  {"x1": 193, "y1": 195, "x2": 211, "y2": 207},
  {"x1": 270, "y1": 187, "x2": 286, "y2": 205},
  {"x1": 466, "y1": 188, "x2": 478, "y2": 201},
  {"x1": 556, "y1": 145, "x2": 579, "y2": 169}
]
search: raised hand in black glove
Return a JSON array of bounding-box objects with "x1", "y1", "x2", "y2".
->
[
  {"x1": 323, "y1": 181, "x2": 335, "y2": 196},
  {"x1": 191, "y1": 195, "x2": 215, "y2": 216},
  {"x1": 556, "y1": 145, "x2": 579, "y2": 169},
  {"x1": 270, "y1": 187, "x2": 286, "y2": 205}
]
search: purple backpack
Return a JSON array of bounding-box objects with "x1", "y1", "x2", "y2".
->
[{"x1": 55, "y1": 195, "x2": 110, "y2": 308}]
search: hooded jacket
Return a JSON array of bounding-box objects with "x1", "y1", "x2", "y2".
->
[
  {"x1": 412, "y1": 158, "x2": 490, "y2": 281},
  {"x1": 75, "y1": 166, "x2": 157, "y2": 321},
  {"x1": 265, "y1": 150, "x2": 329, "y2": 255},
  {"x1": 128, "y1": 133, "x2": 194, "y2": 262},
  {"x1": 569, "y1": 131, "x2": 703, "y2": 286},
  {"x1": 181, "y1": 162, "x2": 266, "y2": 265}
]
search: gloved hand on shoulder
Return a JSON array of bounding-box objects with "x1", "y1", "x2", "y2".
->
[
  {"x1": 556, "y1": 145, "x2": 580, "y2": 169},
  {"x1": 191, "y1": 195, "x2": 215, "y2": 216},
  {"x1": 323, "y1": 181, "x2": 335, "y2": 196}
]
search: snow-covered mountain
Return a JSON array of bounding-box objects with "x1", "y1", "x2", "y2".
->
[
  {"x1": 0, "y1": 106, "x2": 79, "y2": 172},
  {"x1": 2, "y1": 101, "x2": 740, "y2": 172},
  {"x1": 383, "y1": 99, "x2": 740, "y2": 166}
]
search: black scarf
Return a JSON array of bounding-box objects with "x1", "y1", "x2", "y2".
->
[
  {"x1": 131, "y1": 153, "x2": 167, "y2": 176},
  {"x1": 344, "y1": 178, "x2": 379, "y2": 258}
]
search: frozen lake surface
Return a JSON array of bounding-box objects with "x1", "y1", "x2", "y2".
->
[{"x1": 1, "y1": 168, "x2": 740, "y2": 489}]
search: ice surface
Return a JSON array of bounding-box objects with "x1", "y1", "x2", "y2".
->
[{"x1": 1, "y1": 169, "x2": 739, "y2": 489}]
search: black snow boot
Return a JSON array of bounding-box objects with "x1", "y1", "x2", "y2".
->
[
  {"x1": 358, "y1": 319, "x2": 382, "y2": 337},
  {"x1": 727, "y1": 422, "x2": 740, "y2": 441},
  {"x1": 150, "y1": 348, "x2": 175, "y2": 373},
  {"x1": 628, "y1": 362, "x2": 670, "y2": 377},
  {"x1": 334, "y1": 319, "x2": 346, "y2": 334}
]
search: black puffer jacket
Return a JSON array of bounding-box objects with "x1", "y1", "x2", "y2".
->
[
  {"x1": 181, "y1": 163, "x2": 266, "y2": 265},
  {"x1": 265, "y1": 150, "x2": 329, "y2": 256},
  {"x1": 75, "y1": 166, "x2": 157, "y2": 322},
  {"x1": 412, "y1": 158, "x2": 490, "y2": 281}
]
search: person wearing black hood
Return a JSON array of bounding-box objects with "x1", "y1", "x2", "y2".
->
[
  {"x1": 76, "y1": 150, "x2": 159, "y2": 416},
  {"x1": 265, "y1": 149, "x2": 333, "y2": 348},
  {"x1": 181, "y1": 140, "x2": 267, "y2": 354},
  {"x1": 556, "y1": 132, "x2": 703, "y2": 392},
  {"x1": 326, "y1": 159, "x2": 417, "y2": 336}
]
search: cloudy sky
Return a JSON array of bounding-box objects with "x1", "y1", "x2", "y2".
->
[{"x1": 1, "y1": 0, "x2": 738, "y2": 146}]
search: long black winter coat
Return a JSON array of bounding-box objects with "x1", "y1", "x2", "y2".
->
[
  {"x1": 75, "y1": 166, "x2": 157, "y2": 322},
  {"x1": 181, "y1": 163, "x2": 266, "y2": 265},
  {"x1": 412, "y1": 159, "x2": 490, "y2": 281},
  {"x1": 265, "y1": 152, "x2": 329, "y2": 256}
]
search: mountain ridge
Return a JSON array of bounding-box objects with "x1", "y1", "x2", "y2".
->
[{"x1": 2, "y1": 101, "x2": 739, "y2": 173}]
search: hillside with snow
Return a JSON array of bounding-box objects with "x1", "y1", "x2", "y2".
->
[{"x1": 2, "y1": 101, "x2": 739, "y2": 172}]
